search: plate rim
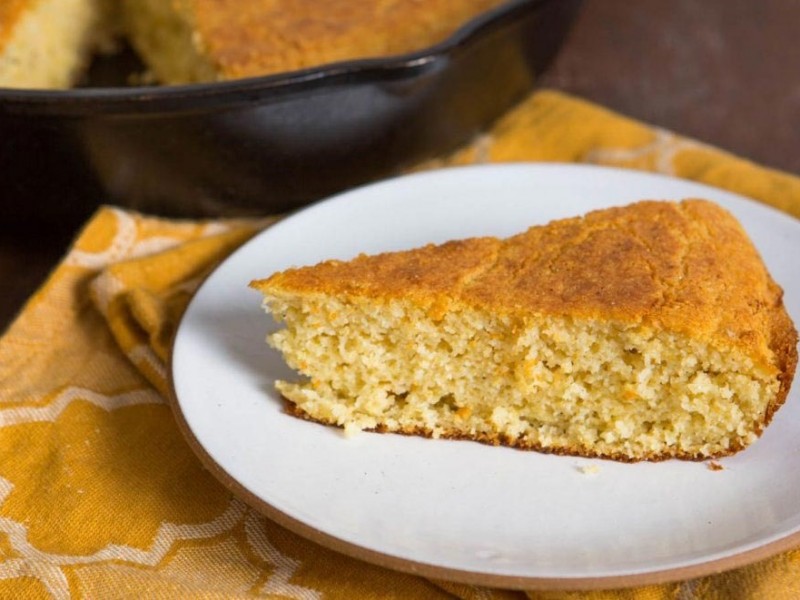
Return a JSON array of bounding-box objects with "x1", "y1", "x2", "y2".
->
[{"x1": 168, "y1": 162, "x2": 800, "y2": 590}]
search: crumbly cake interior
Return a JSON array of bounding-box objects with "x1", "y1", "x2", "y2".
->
[
  {"x1": 123, "y1": 0, "x2": 218, "y2": 85},
  {"x1": 265, "y1": 294, "x2": 778, "y2": 461},
  {"x1": 0, "y1": 0, "x2": 117, "y2": 89}
]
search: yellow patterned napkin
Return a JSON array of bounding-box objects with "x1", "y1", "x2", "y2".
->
[{"x1": 1, "y1": 90, "x2": 799, "y2": 599}]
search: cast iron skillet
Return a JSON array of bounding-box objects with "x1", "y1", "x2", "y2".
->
[{"x1": 0, "y1": 0, "x2": 582, "y2": 227}]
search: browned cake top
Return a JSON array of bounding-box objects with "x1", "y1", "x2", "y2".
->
[
  {"x1": 0, "y1": 0, "x2": 29, "y2": 51},
  {"x1": 187, "y1": 0, "x2": 508, "y2": 79},
  {"x1": 253, "y1": 199, "x2": 798, "y2": 381}
]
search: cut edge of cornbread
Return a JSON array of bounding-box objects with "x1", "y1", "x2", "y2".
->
[
  {"x1": 265, "y1": 296, "x2": 794, "y2": 462},
  {"x1": 251, "y1": 199, "x2": 798, "y2": 462},
  {"x1": 122, "y1": 0, "x2": 218, "y2": 85},
  {"x1": 0, "y1": 0, "x2": 120, "y2": 89}
]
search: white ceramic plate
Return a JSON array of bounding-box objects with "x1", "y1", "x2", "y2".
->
[{"x1": 170, "y1": 164, "x2": 800, "y2": 589}]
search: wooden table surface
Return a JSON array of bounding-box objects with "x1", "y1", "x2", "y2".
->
[{"x1": 2, "y1": 0, "x2": 799, "y2": 333}]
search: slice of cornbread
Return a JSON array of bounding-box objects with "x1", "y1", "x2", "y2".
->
[
  {"x1": 251, "y1": 199, "x2": 798, "y2": 461},
  {"x1": 123, "y1": 0, "x2": 507, "y2": 84},
  {"x1": 0, "y1": 0, "x2": 118, "y2": 89}
]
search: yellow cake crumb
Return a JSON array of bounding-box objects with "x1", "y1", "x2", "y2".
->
[
  {"x1": 0, "y1": 0, "x2": 120, "y2": 89},
  {"x1": 342, "y1": 422, "x2": 362, "y2": 439}
]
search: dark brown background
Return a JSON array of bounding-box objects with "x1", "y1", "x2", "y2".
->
[{"x1": 2, "y1": 0, "x2": 799, "y2": 332}]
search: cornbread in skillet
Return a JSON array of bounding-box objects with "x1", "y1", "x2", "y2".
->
[
  {"x1": 251, "y1": 200, "x2": 798, "y2": 461},
  {"x1": 123, "y1": 0, "x2": 508, "y2": 84},
  {"x1": 0, "y1": 0, "x2": 117, "y2": 89}
]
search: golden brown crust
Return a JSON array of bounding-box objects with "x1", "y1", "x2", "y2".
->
[
  {"x1": 0, "y1": 0, "x2": 30, "y2": 51},
  {"x1": 187, "y1": 0, "x2": 507, "y2": 79},
  {"x1": 3, "y1": 0, "x2": 510, "y2": 85},
  {"x1": 252, "y1": 199, "x2": 798, "y2": 385},
  {"x1": 762, "y1": 281, "x2": 799, "y2": 425}
]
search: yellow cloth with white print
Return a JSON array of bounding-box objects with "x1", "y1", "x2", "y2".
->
[{"x1": 1, "y1": 90, "x2": 799, "y2": 599}]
